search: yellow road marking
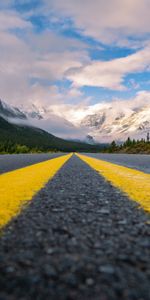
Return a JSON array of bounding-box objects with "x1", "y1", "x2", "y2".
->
[
  {"x1": 0, "y1": 154, "x2": 72, "y2": 229},
  {"x1": 77, "y1": 154, "x2": 150, "y2": 213}
]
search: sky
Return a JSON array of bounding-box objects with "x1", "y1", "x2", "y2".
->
[{"x1": 0, "y1": 0, "x2": 150, "y2": 138}]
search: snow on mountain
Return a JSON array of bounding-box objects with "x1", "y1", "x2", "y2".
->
[
  {"x1": 79, "y1": 103, "x2": 150, "y2": 142},
  {"x1": 0, "y1": 99, "x2": 87, "y2": 140},
  {"x1": 0, "y1": 99, "x2": 49, "y2": 121},
  {"x1": 1, "y1": 97, "x2": 150, "y2": 142},
  {"x1": 0, "y1": 99, "x2": 27, "y2": 120}
]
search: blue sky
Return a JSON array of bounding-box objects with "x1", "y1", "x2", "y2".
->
[{"x1": 0, "y1": 0, "x2": 150, "y2": 114}]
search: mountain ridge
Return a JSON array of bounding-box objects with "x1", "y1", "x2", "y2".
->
[
  {"x1": 1, "y1": 98, "x2": 150, "y2": 143},
  {"x1": 80, "y1": 103, "x2": 150, "y2": 142},
  {"x1": 0, "y1": 114, "x2": 104, "y2": 153}
]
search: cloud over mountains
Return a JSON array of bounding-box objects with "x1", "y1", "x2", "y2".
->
[{"x1": 0, "y1": 0, "x2": 150, "y2": 139}]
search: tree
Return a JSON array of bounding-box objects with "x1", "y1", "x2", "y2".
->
[
  {"x1": 16, "y1": 145, "x2": 29, "y2": 154},
  {"x1": 125, "y1": 137, "x2": 132, "y2": 147},
  {"x1": 109, "y1": 140, "x2": 117, "y2": 152}
]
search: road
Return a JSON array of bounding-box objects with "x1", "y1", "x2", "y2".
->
[
  {"x1": 0, "y1": 153, "x2": 64, "y2": 174},
  {"x1": 0, "y1": 154, "x2": 149, "y2": 300},
  {"x1": 85, "y1": 153, "x2": 150, "y2": 173}
]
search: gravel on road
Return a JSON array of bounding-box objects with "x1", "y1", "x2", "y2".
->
[{"x1": 0, "y1": 155, "x2": 149, "y2": 300}]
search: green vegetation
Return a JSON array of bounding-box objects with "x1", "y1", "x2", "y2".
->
[
  {"x1": 0, "y1": 116, "x2": 106, "y2": 153},
  {"x1": 106, "y1": 136, "x2": 150, "y2": 154}
]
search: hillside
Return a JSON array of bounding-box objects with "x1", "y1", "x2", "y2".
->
[{"x1": 0, "y1": 116, "x2": 105, "y2": 153}]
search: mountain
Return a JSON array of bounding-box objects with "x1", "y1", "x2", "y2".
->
[
  {"x1": 0, "y1": 99, "x2": 27, "y2": 120},
  {"x1": 1, "y1": 98, "x2": 150, "y2": 143},
  {"x1": 0, "y1": 99, "x2": 88, "y2": 142},
  {"x1": 0, "y1": 99, "x2": 51, "y2": 121},
  {"x1": 85, "y1": 135, "x2": 96, "y2": 145},
  {"x1": 0, "y1": 115, "x2": 104, "y2": 152},
  {"x1": 80, "y1": 103, "x2": 150, "y2": 142}
]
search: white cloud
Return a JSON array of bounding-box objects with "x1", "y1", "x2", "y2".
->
[
  {"x1": 27, "y1": 30, "x2": 87, "y2": 54},
  {"x1": 45, "y1": 0, "x2": 150, "y2": 46},
  {"x1": 1, "y1": 1, "x2": 150, "y2": 141},
  {"x1": 0, "y1": 10, "x2": 32, "y2": 30},
  {"x1": 0, "y1": 10, "x2": 88, "y2": 106},
  {"x1": 49, "y1": 90, "x2": 150, "y2": 122},
  {"x1": 66, "y1": 45, "x2": 150, "y2": 90},
  {"x1": 27, "y1": 115, "x2": 87, "y2": 140},
  {"x1": 1, "y1": 2, "x2": 150, "y2": 106}
]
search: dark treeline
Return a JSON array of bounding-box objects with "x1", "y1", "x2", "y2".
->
[
  {"x1": 0, "y1": 142, "x2": 58, "y2": 154},
  {"x1": 0, "y1": 140, "x2": 105, "y2": 154},
  {"x1": 0, "y1": 116, "x2": 106, "y2": 154},
  {"x1": 105, "y1": 136, "x2": 150, "y2": 154},
  {"x1": 0, "y1": 139, "x2": 104, "y2": 154}
]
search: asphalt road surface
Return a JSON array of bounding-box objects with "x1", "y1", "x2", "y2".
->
[
  {"x1": 85, "y1": 153, "x2": 150, "y2": 173},
  {"x1": 0, "y1": 153, "x2": 64, "y2": 174},
  {"x1": 0, "y1": 154, "x2": 149, "y2": 300}
]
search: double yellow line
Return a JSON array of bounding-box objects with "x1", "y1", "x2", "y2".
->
[{"x1": 0, "y1": 153, "x2": 149, "y2": 230}]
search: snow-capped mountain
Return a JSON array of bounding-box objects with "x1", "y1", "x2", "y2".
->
[
  {"x1": 1, "y1": 98, "x2": 150, "y2": 142},
  {"x1": 0, "y1": 99, "x2": 27, "y2": 120},
  {"x1": 0, "y1": 99, "x2": 48, "y2": 120},
  {"x1": 0, "y1": 99, "x2": 87, "y2": 141},
  {"x1": 80, "y1": 103, "x2": 150, "y2": 142}
]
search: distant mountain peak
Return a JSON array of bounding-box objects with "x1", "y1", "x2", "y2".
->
[
  {"x1": 80, "y1": 103, "x2": 150, "y2": 142},
  {"x1": 0, "y1": 99, "x2": 27, "y2": 120}
]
